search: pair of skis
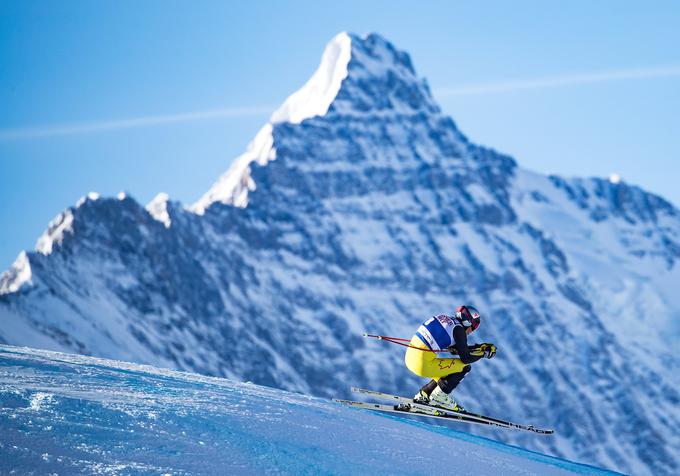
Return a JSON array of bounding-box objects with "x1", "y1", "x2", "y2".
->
[{"x1": 334, "y1": 387, "x2": 554, "y2": 435}]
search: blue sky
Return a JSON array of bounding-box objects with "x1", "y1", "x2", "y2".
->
[{"x1": 1, "y1": 1, "x2": 679, "y2": 270}]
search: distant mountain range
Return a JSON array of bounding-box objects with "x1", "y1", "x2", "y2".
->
[{"x1": 2, "y1": 32, "x2": 679, "y2": 475}]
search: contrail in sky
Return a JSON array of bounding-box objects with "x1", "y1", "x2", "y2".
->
[
  {"x1": 433, "y1": 64, "x2": 680, "y2": 97},
  {"x1": 0, "y1": 106, "x2": 273, "y2": 142},
  {"x1": 1, "y1": 65, "x2": 679, "y2": 141}
]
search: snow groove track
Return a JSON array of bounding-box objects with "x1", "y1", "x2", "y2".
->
[{"x1": 0, "y1": 345, "x2": 620, "y2": 475}]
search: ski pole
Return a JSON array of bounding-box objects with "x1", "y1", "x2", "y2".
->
[
  {"x1": 362, "y1": 333, "x2": 450, "y2": 353},
  {"x1": 363, "y1": 333, "x2": 489, "y2": 358}
]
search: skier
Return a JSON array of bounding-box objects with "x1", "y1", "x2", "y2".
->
[{"x1": 405, "y1": 305, "x2": 496, "y2": 412}]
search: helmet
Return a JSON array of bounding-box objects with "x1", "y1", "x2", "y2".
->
[{"x1": 456, "y1": 305, "x2": 481, "y2": 332}]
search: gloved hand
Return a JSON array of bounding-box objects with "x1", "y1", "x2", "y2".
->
[
  {"x1": 479, "y1": 343, "x2": 497, "y2": 359},
  {"x1": 447, "y1": 345, "x2": 459, "y2": 356},
  {"x1": 467, "y1": 343, "x2": 483, "y2": 356}
]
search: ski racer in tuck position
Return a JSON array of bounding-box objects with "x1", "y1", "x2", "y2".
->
[
  {"x1": 336, "y1": 305, "x2": 552, "y2": 434},
  {"x1": 406, "y1": 305, "x2": 496, "y2": 412}
]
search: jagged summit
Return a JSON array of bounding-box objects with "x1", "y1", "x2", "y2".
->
[
  {"x1": 0, "y1": 191, "x2": 175, "y2": 296},
  {"x1": 146, "y1": 193, "x2": 172, "y2": 228},
  {"x1": 192, "y1": 32, "x2": 440, "y2": 213},
  {"x1": 270, "y1": 32, "x2": 352, "y2": 125},
  {"x1": 270, "y1": 32, "x2": 436, "y2": 125},
  {"x1": 0, "y1": 252, "x2": 32, "y2": 295},
  {"x1": 330, "y1": 32, "x2": 439, "y2": 116}
]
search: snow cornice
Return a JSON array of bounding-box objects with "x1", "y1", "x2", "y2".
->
[
  {"x1": 0, "y1": 251, "x2": 33, "y2": 295},
  {"x1": 270, "y1": 32, "x2": 352, "y2": 125}
]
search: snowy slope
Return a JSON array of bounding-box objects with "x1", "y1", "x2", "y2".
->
[
  {"x1": 1, "y1": 32, "x2": 680, "y2": 475},
  {"x1": 0, "y1": 344, "x2": 620, "y2": 476}
]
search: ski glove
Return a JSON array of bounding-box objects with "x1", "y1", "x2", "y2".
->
[
  {"x1": 480, "y1": 343, "x2": 497, "y2": 359},
  {"x1": 466, "y1": 343, "x2": 483, "y2": 357},
  {"x1": 467, "y1": 343, "x2": 481, "y2": 352}
]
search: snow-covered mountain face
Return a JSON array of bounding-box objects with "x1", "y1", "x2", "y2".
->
[{"x1": 1, "y1": 32, "x2": 679, "y2": 475}]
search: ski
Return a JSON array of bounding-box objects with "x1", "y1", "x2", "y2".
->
[
  {"x1": 351, "y1": 386, "x2": 509, "y2": 425},
  {"x1": 334, "y1": 399, "x2": 512, "y2": 429},
  {"x1": 351, "y1": 387, "x2": 498, "y2": 425},
  {"x1": 348, "y1": 387, "x2": 554, "y2": 435}
]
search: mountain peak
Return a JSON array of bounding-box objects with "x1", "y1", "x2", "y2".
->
[
  {"x1": 0, "y1": 251, "x2": 32, "y2": 295},
  {"x1": 330, "y1": 32, "x2": 438, "y2": 116},
  {"x1": 192, "y1": 32, "x2": 440, "y2": 213},
  {"x1": 146, "y1": 193, "x2": 172, "y2": 228},
  {"x1": 269, "y1": 32, "x2": 432, "y2": 124},
  {"x1": 270, "y1": 32, "x2": 352, "y2": 125}
]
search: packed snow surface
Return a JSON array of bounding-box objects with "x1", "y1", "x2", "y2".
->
[{"x1": 0, "y1": 345, "x2": 618, "y2": 476}]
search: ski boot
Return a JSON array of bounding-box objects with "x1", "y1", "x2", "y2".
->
[
  {"x1": 429, "y1": 386, "x2": 465, "y2": 412},
  {"x1": 413, "y1": 389, "x2": 430, "y2": 405}
]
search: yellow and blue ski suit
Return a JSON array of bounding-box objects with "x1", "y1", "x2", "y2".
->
[{"x1": 405, "y1": 314, "x2": 482, "y2": 392}]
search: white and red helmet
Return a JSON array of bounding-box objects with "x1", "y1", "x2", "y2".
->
[{"x1": 456, "y1": 305, "x2": 481, "y2": 332}]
